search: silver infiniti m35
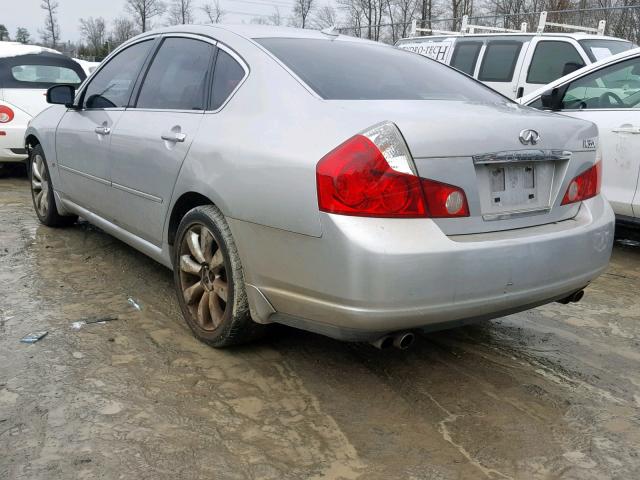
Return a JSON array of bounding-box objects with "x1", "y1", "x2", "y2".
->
[{"x1": 25, "y1": 25, "x2": 614, "y2": 348}]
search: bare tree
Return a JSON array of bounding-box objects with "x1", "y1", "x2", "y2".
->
[
  {"x1": 168, "y1": 0, "x2": 194, "y2": 25},
  {"x1": 0, "y1": 25, "x2": 9, "y2": 41},
  {"x1": 312, "y1": 4, "x2": 337, "y2": 28},
  {"x1": 125, "y1": 0, "x2": 167, "y2": 32},
  {"x1": 80, "y1": 17, "x2": 107, "y2": 57},
  {"x1": 292, "y1": 0, "x2": 315, "y2": 28},
  {"x1": 40, "y1": 0, "x2": 60, "y2": 48},
  {"x1": 202, "y1": 0, "x2": 225, "y2": 23},
  {"x1": 111, "y1": 17, "x2": 139, "y2": 45},
  {"x1": 270, "y1": 7, "x2": 284, "y2": 25}
]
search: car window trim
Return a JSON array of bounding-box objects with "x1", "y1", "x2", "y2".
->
[
  {"x1": 205, "y1": 41, "x2": 250, "y2": 113},
  {"x1": 525, "y1": 39, "x2": 584, "y2": 85},
  {"x1": 130, "y1": 33, "x2": 218, "y2": 113},
  {"x1": 77, "y1": 36, "x2": 160, "y2": 111},
  {"x1": 478, "y1": 40, "x2": 524, "y2": 83}
]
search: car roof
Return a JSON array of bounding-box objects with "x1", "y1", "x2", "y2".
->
[
  {"x1": 519, "y1": 46, "x2": 640, "y2": 104},
  {"x1": 136, "y1": 24, "x2": 381, "y2": 45},
  {"x1": 399, "y1": 32, "x2": 629, "y2": 42},
  {"x1": 0, "y1": 41, "x2": 63, "y2": 59}
]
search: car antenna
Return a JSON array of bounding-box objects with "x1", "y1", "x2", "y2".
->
[{"x1": 321, "y1": 25, "x2": 339, "y2": 38}]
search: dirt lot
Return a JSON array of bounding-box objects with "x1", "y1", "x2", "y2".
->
[{"x1": 1, "y1": 170, "x2": 639, "y2": 480}]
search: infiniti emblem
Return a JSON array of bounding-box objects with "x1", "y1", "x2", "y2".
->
[{"x1": 519, "y1": 129, "x2": 540, "y2": 145}]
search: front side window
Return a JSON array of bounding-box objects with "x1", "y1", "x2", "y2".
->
[
  {"x1": 560, "y1": 57, "x2": 640, "y2": 110},
  {"x1": 478, "y1": 40, "x2": 523, "y2": 82},
  {"x1": 83, "y1": 40, "x2": 153, "y2": 109},
  {"x1": 256, "y1": 38, "x2": 507, "y2": 102},
  {"x1": 527, "y1": 41, "x2": 585, "y2": 85},
  {"x1": 450, "y1": 42, "x2": 482, "y2": 76},
  {"x1": 136, "y1": 37, "x2": 214, "y2": 110},
  {"x1": 210, "y1": 49, "x2": 245, "y2": 110},
  {"x1": 579, "y1": 39, "x2": 634, "y2": 62}
]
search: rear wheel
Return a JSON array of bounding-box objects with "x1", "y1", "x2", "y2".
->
[
  {"x1": 29, "y1": 145, "x2": 77, "y2": 227},
  {"x1": 173, "y1": 205, "x2": 263, "y2": 347}
]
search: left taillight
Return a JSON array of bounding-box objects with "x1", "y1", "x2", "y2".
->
[
  {"x1": 561, "y1": 161, "x2": 602, "y2": 206},
  {"x1": 0, "y1": 106, "x2": 15, "y2": 123},
  {"x1": 316, "y1": 122, "x2": 469, "y2": 218}
]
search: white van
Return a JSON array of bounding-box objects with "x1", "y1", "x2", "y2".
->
[{"x1": 397, "y1": 29, "x2": 633, "y2": 99}]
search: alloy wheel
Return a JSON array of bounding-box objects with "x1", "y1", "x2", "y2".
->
[
  {"x1": 31, "y1": 154, "x2": 49, "y2": 218},
  {"x1": 178, "y1": 224, "x2": 229, "y2": 331}
]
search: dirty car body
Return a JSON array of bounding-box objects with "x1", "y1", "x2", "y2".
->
[{"x1": 25, "y1": 25, "x2": 614, "y2": 345}]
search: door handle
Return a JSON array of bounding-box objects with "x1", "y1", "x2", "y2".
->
[
  {"x1": 612, "y1": 126, "x2": 640, "y2": 134},
  {"x1": 95, "y1": 126, "x2": 111, "y2": 135},
  {"x1": 161, "y1": 132, "x2": 186, "y2": 143}
]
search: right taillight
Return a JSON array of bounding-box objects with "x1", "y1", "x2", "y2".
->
[
  {"x1": 0, "y1": 106, "x2": 14, "y2": 123},
  {"x1": 561, "y1": 162, "x2": 602, "y2": 205},
  {"x1": 316, "y1": 122, "x2": 469, "y2": 218}
]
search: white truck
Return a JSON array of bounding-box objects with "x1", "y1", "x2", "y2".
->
[{"x1": 396, "y1": 12, "x2": 634, "y2": 99}]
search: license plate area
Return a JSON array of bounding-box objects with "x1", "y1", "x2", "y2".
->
[{"x1": 475, "y1": 161, "x2": 555, "y2": 220}]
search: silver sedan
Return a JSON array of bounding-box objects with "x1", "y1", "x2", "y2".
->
[{"x1": 25, "y1": 25, "x2": 614, "y2": 348}]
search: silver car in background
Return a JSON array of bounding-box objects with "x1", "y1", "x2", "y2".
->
[{"x1": 25, "y1": 25, "x2": 614, "y2": 348}]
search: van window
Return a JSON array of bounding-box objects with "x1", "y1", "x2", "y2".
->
[
  {"x1": 527, "y1": 41, "x2": 585, "y2": 84},
  {"x1": 450, "y1": 42, "x2": 482, "y2": 76},
  {"x1": 478, "y1": 40, "x2": 523, "y2": 82},
  {"x1": 578, "y1": 39, "x2": 633, "y2": 62}
]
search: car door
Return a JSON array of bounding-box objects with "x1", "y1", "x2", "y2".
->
[
  {"x1": 551, "y1": 56, "x2": 640, "y2": 218},
  {"x1": 476, "y1": 38, "x2": 526, "y2": 97},
  {"x1": 55, "y1": 39, "x2": 155, "y2": 216},
  {"x1": 518, "y1": 38, "x2": 588, "y2": 98},
  {"x1": 107, "y1": 35, "x2": 215, "y2": 245}
]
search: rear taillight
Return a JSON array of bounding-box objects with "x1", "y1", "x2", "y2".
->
[
  {"x1": 0, "y1": 106, "x2": 14, "y2": 123},
  {"x1": 316, "y1": 122, "x2": 469, "y2": 218},
  {"x1": 561, "y1": 162, "x2": 602, "y2": 205}
]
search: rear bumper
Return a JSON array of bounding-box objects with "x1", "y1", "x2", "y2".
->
[
  {"x1": 0, "y1": 123, "x2": 28, "y2": 163},
  {"x1": 229, "y1": 195, "x2": 614, "y2": 340}
]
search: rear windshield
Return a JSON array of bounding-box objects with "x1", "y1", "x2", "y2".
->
[
  {"x1": 11, "y1": 65, "x2": 82, "y2": 85},
  {"x1": 578, "y1": 39, "x2": 634, "y2": 62},
  {"x1": 0, "y1": 53, "x2": 86, "y2": 89},
  {"x1": 256, "y1": 38, "x2": 506, "y2": 102}
]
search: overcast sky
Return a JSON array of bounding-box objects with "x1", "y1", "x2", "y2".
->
[{"x1": 1, "y1": 0, "x2": 299, "y2": 43}]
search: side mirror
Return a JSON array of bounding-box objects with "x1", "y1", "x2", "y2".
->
[
  {"x1": 540, "y1": 87, "x2": 562, "y2": 111},
  {"x1": 562, "y1": 62, "x2": 583, "y2": 76},
  {"x1": 46, "y1": 85, "x2": 76, "y2": 107}
]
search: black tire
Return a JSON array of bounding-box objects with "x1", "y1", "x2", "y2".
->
[
  {"x1": 173, "y1": 204, "x2": 264, "y2": 347},
  {"x1": 29, "y1": 145, "x2": 77, "y2": 227}
]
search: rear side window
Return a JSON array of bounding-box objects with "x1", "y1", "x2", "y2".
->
[
  {"x1": 478, "y1": 40, "x2": 523, "y2": 82},
  {"x1": 527, "y1": 41, "x2": 585, "y2": 84},
  {"x1": 256, "y1": 38, "x2": 506, "y2": 102},
  {"x1": 137, "y1": 37, "x2": 214, "y2": 110},
  {"x1": 450, "y1": 42, "x2": 482, "y2": 76},
  {"x1": 210, "y1": 49, "x2": 245, "y2": 110},
  {"x1": 84, "y1": 40, "x2": 153, "y2": 109}
]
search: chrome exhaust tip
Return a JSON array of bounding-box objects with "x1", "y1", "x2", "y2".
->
[
  {"x1": 558, "y1": 289, "x2": 585, "y2": 304},
  {"x1": 393, "y1": 332, "x2": 415, "y2": 350}
]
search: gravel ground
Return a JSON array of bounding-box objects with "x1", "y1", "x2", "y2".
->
[{"x1": 1, "y1": 170, "x2": 639, "y2": 480}]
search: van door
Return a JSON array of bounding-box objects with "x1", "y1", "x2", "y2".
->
[
  {"x1": 476, "y1": 38, "x2": 526, "y2": 97},
  {"x1": 517, "y1": 38, "x2": 589, "y2": 97}
]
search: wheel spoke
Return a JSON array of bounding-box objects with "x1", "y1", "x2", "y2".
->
[
  {"x1": 200, "y1": 228, "x2": 214, "y2": 263},
  {"x1": 183, "y1": 281, "x2": 204, "y2": 305},
  {"x1": 35, "y1": 191, "x2": 44, "y2": 208},
  {"x1": 213, "y1": 278, "x2": 228, "y2": 302},
  {"x1": 210, "y1": 249, "x2": 224, "y2": 271},
  {"x1": 209, "y1": 290, "x2": 224, "y2": 328},
  {"x1": 180, "y1": 254, "x2": 201, "y2": 276},
  {"x1": 187, "y1": 231, "x2": 206, "y2": 264},
  {"x1": 197, "y1": 291, "x2": 211, "y2": 328},
  {"x1": 32, "y1": 160, "x2": 42, "y2": 181},
  {"x1": 32, "y1": 180, "x2": 42, "y2": 191}
]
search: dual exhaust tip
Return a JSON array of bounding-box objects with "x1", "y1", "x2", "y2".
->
[
  {"x1": 557, "y1": 289, "x2": 585, "y2": 305},
  {"x1": 371, "y1": 332, "x2": 415, "y2": 350}
]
